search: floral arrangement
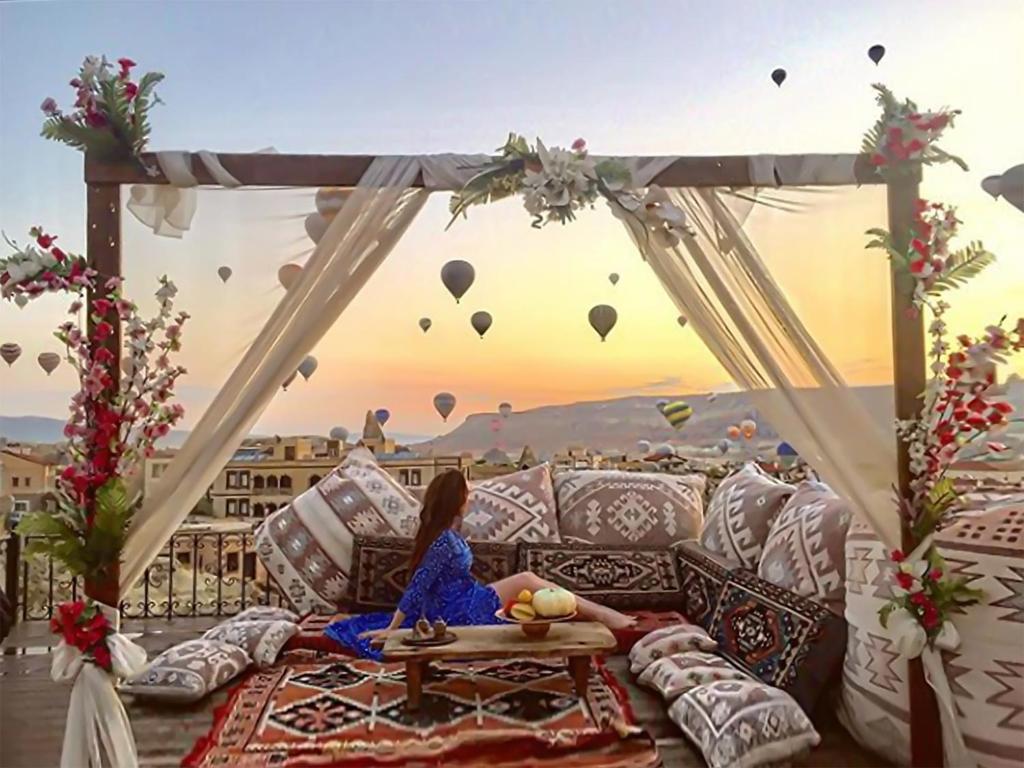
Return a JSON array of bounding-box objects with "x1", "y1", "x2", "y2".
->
[
  {"x1": 5, "y1": 228, "x2": 188, "y2": 586},
  {"x1": 862, "y1": 84, "x2": 965, "y2": 175},
  {"x1": 40, "y1": 55, "x2": 163, "y2": 159},
  {"x1": 448, "y1": 134, "x2": 691, "y2": 247},
  {"x1": 50, "y1": 600, "x2": 117, "y2": 672}
]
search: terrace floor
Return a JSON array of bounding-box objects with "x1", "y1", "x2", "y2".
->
[{"x1": 1, "y1": 618, "x2": 888, "y2": 768}]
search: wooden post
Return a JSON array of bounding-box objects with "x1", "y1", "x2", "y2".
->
[
  {"x1": 887, "y1": 172, "x2": 943, "y2": 767},
  {"x1": 83, "y1": 173, "x2": 123, "y2": 609}
]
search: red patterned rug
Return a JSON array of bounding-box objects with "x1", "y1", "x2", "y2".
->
[{"x1": 184, "y1": 652, "x2": 657, "y2": 767}]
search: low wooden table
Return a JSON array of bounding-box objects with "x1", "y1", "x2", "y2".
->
[{"x1": 381, "y1": 622, "x2": 617, "y2": 712}]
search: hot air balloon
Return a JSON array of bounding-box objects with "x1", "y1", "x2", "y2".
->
[
  {"x1": 652, "y1": 443, "x2": 675, "y2": 459},
  {"x1": 771, "y1": 68, "x2": 787, "y2": 87},
  {"x1": 777, "y1": 441, "x2": 799, "y2": 468},
  {"x1": 418, "y1": 317, "x2": 432, "y2": 333},
  {"x1": 374, "y1": 408, "x2": 391, "y2": 427},
  {"x1": 727, "y1": 425, "x2": 741, "y2": 440},
  {"x1": 740, "y1": 418, "x2": 757, "y2": 440},
  {"x1": 315, "y1": 187, "x2": 351, "y2": 216},
  {"x1": 329, "y1": 426, "x2": 349, "y2": 442},
  {"x1": 1, "y1": 343, "x2": 21, "y2": 366},
  {"x1": 278, "y1": 264, "x2": 302, "y2": 291},
  {"x1": 588, "y1": 304, "x2": 617, "y2": 342},
  {"x1": 217, "y1": 266, "x2": 232, "y2": 283},
  {"x1": 660, "y1": 401, "x2": 693, "y2": 430},
  {"x1": 981, "y1": 164, "x2": 1024, "y2": 213},
  {"x1": 498, "y1": 402, "x2": 512, "y2": 418},
  {"x1": 637, "y1": 439, "x2": 651, "y2": 454},
  {"x1": 304, "y1": 212, "x2": 331, "y2": 244},
  {"x1": 868, "y1": 44, "x2": 886, "y2": 65},
  {"x1": 37, "y1": 352, "x2": 61, "y2": 376},
  {"x1": 716, "y1": 439, "x2": 731, "y2": 455},
  {"x1": 608, "y1": 273, "x2": 619, "y2": 286},
  {"x1": 297, "y1": 355, "x2": 318, "y2": 381},
  {"x1": 490, "y1": 418, "x2": 502, "y2": 433},
  {"x1": 677, "y1": 315, "x2": 688, "y2": 329},
  {"x1": 433, "y1": 393, "x2": 456, "y2": 422},
  {"x1": 282, "y1": 370, "x2": 298, "y2": 390},
  {"x1": 470, "y1": 311, "x2": 492, "y2": 338},
  {"x1": 441, "y1": 260, "x2": 475, "y2": 303}
]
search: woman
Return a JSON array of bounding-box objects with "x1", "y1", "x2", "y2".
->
[{"x1": 325, "y1": 469, "x2": 635, "y2": 658}]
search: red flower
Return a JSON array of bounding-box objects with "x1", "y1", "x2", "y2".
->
[
  {"x1": 992, "y1": 401, "x2": 1014, "y2": 414},
  {"x1": 921, "y1": 609, "x2": 940, "y2": 631},
  {"x1": 906, "y1": 139, "x2": 924, "y2": 154},
  {"x1": 84, "y1": 110, "x2": 107, "y2": 128},
  {"x1": 870, "y1": 154, "x2": 888, "y2": 166},
  {"x1": 890, "y1": 549, "x2": 906, "y2": 563},
  {"x1": 927, "y1": 568, "x2": 943, "y2": 581},
  {"x1": 887, "y1": 126, "x2": 904, "y2": 142},
  {"x1": 93, "y1": 322, "x2": 113, "y2": 342},
  {"x1": 36, "y1": 232, "x2": 56, "y2": 248},
  {"x1": 92, "y1": 643, "x2": 112, "y2": 671},
  {"x1": 910, "y1": 258, "x2": 928, "y2": 275},
  {"x1": 911, "y1": 239, "x2": 929, "y2": 258},
  {"x1": 92, "y1": 298, "x2": 114, "y2": 316},
  {"x1": 896, "y1": 572, "x2": 915, "y2": 590},
  {"x1": 123, "y1": 82, "x2": 138, "y2": 101}
]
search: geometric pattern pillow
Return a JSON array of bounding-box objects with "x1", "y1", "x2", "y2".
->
[
  {"x1": 757, "y1": 481, "x2": 852, "y2": 614},
  {"x1": 674, "y1": 540, "x2": 738, "y2": 630},
  {"x1": 517, "y1": 541, "x2": 683, "y2": 610},
  {"x1": 347, "y1": 535, "x2": 519, "y2": 611},
  {"x1": 462, "y1": 464, "x2": 560, "y2": 543},
  {"x1": 709, "y1": 568, "x2": 847, "y2": 713},
  {"x1": 553, "y1": 470, "x2": 705, "y2": 546},
  {"x1": 700, "y1": 463, "x2": 794, "y2": 568},
  {"x1": 637, "y1": 651, "x2": 752, "y2": 700},
  {"x1": 202, "y1": 619, "x2": 299, "y2": 669},
  {"x1": 254, "y1": 451, "x2": 421, "y2": 614},
  {"x1": 121, "y1": 639, "x2": 251, "y2": 703},
  {"x1": 628, "y1": 622, "x2": 718, "y2": 675},
  {"x1": 669, "y1": 679, "x2": 820, "y2": 768}
]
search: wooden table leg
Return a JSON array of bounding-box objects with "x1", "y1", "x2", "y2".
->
[
  {"x1": 406, "y1": 661, "x2": 423, "y2": 712},
  {"x1": 568, "y1": 656, "x2": 590, "y2": 700}
]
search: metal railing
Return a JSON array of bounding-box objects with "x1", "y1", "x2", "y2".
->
[{"x1": 1, "y1": 522, "x2": 288, "y2": 634}]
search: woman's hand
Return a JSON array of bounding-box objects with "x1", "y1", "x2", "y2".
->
[{"x1": 359, "y1": 628, "x2": 395, "y2": 646}]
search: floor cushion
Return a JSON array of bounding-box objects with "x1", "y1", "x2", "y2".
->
[
  {"x1": 462, "y1": 463, "x2": 560, "y2": 543},
  {"x1": 348, "y1": 534, "x2": 519, "y2": 611},
  {"x1": 628, "y1": 622, "x2": 717, "y2": 675},
  {"x1": 674, "y1": 540, "x2": 738, "y2": 630},
  {"x1": 669, "y1": 679, "x2": 820, "y2": 768},
  {"x1": 611, "y1": 610, "x2": 687, "y2": 653},
  {"x1": 700, "y1": 463, "x2": 794, "y2": 568},
  {"x1": 637, "y1": 650, "x2": 752, "y2": 700},
  {"x1": 121, "y1": 639, "x2": 251, "y2": 703},
  {"x1": 254, "y1": 449, "x2": 421, "y2": 614},
  {"x1": 518, "y1": 540, "x2": 683, "y2": 610},
  {"x1": 709, "y1": 568, "x2": 846, "y2": 713},
  {"x1": 757, "y1": 481, "x2": 852, "y2": 614},
  {"x1": 203, "y1": 619, "x2": 298, "y2": 669},
  {"x1": 553, "y1": 470, "x2": 704, "y2": 546}
]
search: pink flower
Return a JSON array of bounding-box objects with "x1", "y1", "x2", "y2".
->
[
  {"x1": 123, "y1": 82, "x2": 138, "y2": 101},
  {"x1": 84, "y1": 110, "x2": 107, "y2": 128},
  {"x1": 571, "y1": 138, "x2": 587, "y2": 152},
  {"x1": 41, "y1": 97, "x2": 59, "y2": 115}
]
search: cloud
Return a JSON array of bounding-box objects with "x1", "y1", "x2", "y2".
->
[{"x1": 606, "y1": 375, "x2": 686, "y2": 395}]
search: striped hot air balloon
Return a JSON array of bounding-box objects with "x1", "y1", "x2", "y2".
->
[{"x1": 660, "y1": 401, "x2": 693, "y2": 430}]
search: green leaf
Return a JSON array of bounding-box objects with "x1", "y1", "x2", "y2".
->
[
  {"x1": 878, "y1": 601, "x2": 897, "y2": 628},
  {"x1": 928, "y1": 242, "x2": 995, "y2": 294}
]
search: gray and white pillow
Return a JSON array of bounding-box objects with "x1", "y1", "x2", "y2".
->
[
  {"x1": 121, "y1": 639, "x2": 250, "y2": 703},
  {"x1": 669, "y1": 679, "x2": 820, "y2": 768},
  {"x1": 628, "y1": 622, "x2": 717, "y2": 675},
  {"x1": 637, "y1": 651, "x2": 752, "y2": 701},
  {"x1": 203, "y1": 619, "x2": 298, "y2": 668},
  {"x1": 228, "y1": 605, "x2": 299, "y2": 624}
]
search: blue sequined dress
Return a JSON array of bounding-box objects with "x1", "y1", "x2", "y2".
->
[{"x1": 325, "y1": 528, "x2": 502, "y2": 659}]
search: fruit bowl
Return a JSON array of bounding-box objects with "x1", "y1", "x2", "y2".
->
[{"x1": 495, "y1": 609, "x2": 577, "y2": 638}]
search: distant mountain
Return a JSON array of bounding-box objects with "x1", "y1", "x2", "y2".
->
[{"x1": 0, "y1": 415, "x2": 191, "y2": 448}]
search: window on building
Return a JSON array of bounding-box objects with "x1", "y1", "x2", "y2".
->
[
  {"x1": 284, "y1": 446, "x2": 296, "y2": 461},
  {"x1": 24, "y1": 477, "x2": 31, "y2": 487},
  {"x1": 238, "y1": 471, "x2": 250, "y2": 488},
  {"x1": 280, "y1": 475, "x2": 292, "y2": 492},
  {"x1": 267, "y1": 475, "x2": 279, "y2": 490},
  {"x1": 398, "y1": 469, "x2": 409, "y2": 485},
  {"x1": 309, "y1": 475, "x2": 321, "y2": 488},
  {"x1": 243, "y1": 552, "x2": 257, "y2": 580},
  {"x1": 410, "y1": 469, "x2": 422, "y2": 486},
  {"x1": 253, "y1": 503, "x2": 265, "y2": 518},
  {"x1": 151, "y1": 464, "x2": 165, "y2": 479},
  {"x1": 226, "y1": 499, "x2": 237, "y2": 516},
  {"x1": 226, "y1": 471, "x2": 237, "y2": 489},
  {"x1": 253, "y1": 475, "x2": 265, "y2": 491},
  {"x1": 226, "y1": 552, "x2": 239, "y2": 573},
  {"x1": 14, "y1": 500, "x2": 29, "y2": 513},
  {"x1": 239, "y1": 499, "x2": 250, "y2": 516},
  {"x1": 12, "y1": 477, "x2": 19, "y2": 488}
]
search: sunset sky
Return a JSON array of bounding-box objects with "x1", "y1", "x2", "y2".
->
[{"x1": 1, "y1": 1, "x2": 1022, "y2": 438}]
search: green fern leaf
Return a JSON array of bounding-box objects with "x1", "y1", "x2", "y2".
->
[{"x1": 928, "y1": 243, "x2": 995, "y2": 294}]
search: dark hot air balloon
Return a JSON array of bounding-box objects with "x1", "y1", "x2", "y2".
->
[
  {"x1": 374, "y1": 408, "x2": 391, "y2": 427},
  {"x1": 37, "y1": 352, "x2": 61, "y2": 376},
  {"x1": 441, "y1": 260, "x2": 475, "y2": 303},
  {"x1": 329, "y1": 426, "x2": 349, "y2": 442},
  {"x1": 677, "y1": 315, "x2": 688, "y2": 329},
  {"x1": 498, "y1": 402, "x2": 512, "y2": 418},
  {"x1": 608, "y1": 273, "x2": 619, "y2": 286},
  {"x1": 418, "y1": 317, "x2": 432, "y2": 333},
  {"x1": 297, "y1": 355, "x2": 318, "y2": 381},
  {"x1": 470, "y1": 311, "x2": 492, "y2": 338},
  {"x1": 217, "y1": 266, "x2": 232, "y2": 283},
  {"x1": 433, "y1": 392, "x2": 456, "y2": 422},
  {"x1": 981, "y1": 164, "x2": 1024, "y2": 213},
  {"x1": 588, "y1": 304, "x2": 617, "y2": 341},
  {"x1": 1, "y1": 343, "x2": 21, "y2": 366},
  {"x1": 868, "y1": 44, "x2": 886, "y2": 65},
  {"x1": 771, "y1": 68, "x2": 787, "y2": 87}
]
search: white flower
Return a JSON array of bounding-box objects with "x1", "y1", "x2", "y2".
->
[
  {"x1": 81, "y1": 55, "x2": 103, "y2": 81},
  {"x1": 934, "y1": 621, "x2": 960, "y2": 651},
  {"x1": 5, "y1": 263, "x2": 25, "y2": 283},
  {"x1": 20, "y1": 259, "x2": 42, "y2": 279},
  {"x1": 888, "y1": 608, "x2": 927, "y2": 659}
]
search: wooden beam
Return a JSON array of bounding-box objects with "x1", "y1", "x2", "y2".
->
[
  {"x1": 85, "y1": 152, "x2": 884, "y2": 189},
  {"x1": 887, "y1": 172, "x2": 943, "y2": 768}
]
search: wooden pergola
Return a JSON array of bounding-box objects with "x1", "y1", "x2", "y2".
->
[{"x1": 83, "y1": 150, "x2": 937, "y2": 766}]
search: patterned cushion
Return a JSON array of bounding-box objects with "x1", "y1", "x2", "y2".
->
[
  {"x1": 347, "y1": 535, "x2": 519, "y2": 611},
  {"x1": 757, "y1": 481, "x2": 852, "y2": 613},
  {"x1": 122, "y1": 639, "x2": 250, "y2": 703},
  {"x1": 203, "y1": 619, "x2": 299, "y2": 668},
  {"x1": 637, "y1": 650, "x2": 752, "y2": 700},
  {"x1": 709, "y1": 568, "x2": 846, "y2": 713},
  {"x1": 628, "y1": 622, "x2": 717, "y2": 675},
  {"x1": 674, "y1": 540, "x2": 737, "y2": 630},
  {"x1": 518, "y1": 541, "x2": 683, "y2": 610},
  {"x1": 700, "y1": 463, "x2": 794, "y2": 568},
  {"x1": 227, "y1": 606, "x2": 299, "y2": 624},
  {"x1": 254, "y1": 449, "x2": 421, "y2": 614},
  {"x1": 553, "y1": 470, "x2": 704, "y2": 546},
  {"x1": 462, "y1": 464, "x2": 560, "y2": 543},
  {"x1": 669, "y1": 679, "x2": 820, "y2": 768}
]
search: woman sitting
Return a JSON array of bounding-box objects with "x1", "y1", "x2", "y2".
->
[{"x1": 325, "y1": 469, "x2": 635, "y2": 658}]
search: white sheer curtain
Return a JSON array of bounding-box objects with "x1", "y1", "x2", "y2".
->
[
  {"x1": 624, "y1": 187, "x2": 900, "y2": 547},
  {"x1": 121, "y1": 156, "x2": 428, "y2": 590}
]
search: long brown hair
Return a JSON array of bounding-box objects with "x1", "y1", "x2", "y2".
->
[{"x1": 409, "y1": 470, "x2": 468, "y2": 572}]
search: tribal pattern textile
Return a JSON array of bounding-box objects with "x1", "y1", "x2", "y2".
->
[
  {"x1": 553, "y1": 470, "x2": 705, "y2": 546},
  {"x1": 757, "y1": 481, "x2": 852, "y2": 614},
  {"x1": 628, "y1": 622, "x2": 718, "y2": 675},
  {"x1": 183, "y1": 655, "x2": 657, "y2": 768},
  {"x1": 463, "y1": 464, "x2": 561, "y2": 543},
  {"x1": 518, "y1": 541, "x2": 684, "y2": 609},
  {"x1": 669, "y1": 679, "x2": 820, "y2": 768},
  {"x1": 637, "y1": 650, "x2": 752, "y2": 701},
  {"x1": 674, "y1": 540, "x2": 737, "y2": 630},
  {"x1": 203, "y1": 619, "x2": 298, "y2": 669},
  {"x1": 700, "y1": 463, "x2": 794, "y2": 569},
  {"x1": 709, "y1": 568, "x2": 846, "y2": 714},
  {"x1": 122, "y1": 639, "x2": 251, "y2": 703}
]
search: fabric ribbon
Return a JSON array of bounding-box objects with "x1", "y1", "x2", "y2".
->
[
  {"x1": 52, "y1": 602, "x2": 147, "y2": 768},
  {"x1": 747, "y1": 154, "x2": 858, "y2": 186}
]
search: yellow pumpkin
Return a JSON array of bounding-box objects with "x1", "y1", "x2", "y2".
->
[{"x1": 531, "y1": 587, "x2": 576, "y2": 618}]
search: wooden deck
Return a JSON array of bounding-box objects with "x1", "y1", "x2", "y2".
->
[{"x1": 1, "y1": 619, "x2": 888, "y2": 767}]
